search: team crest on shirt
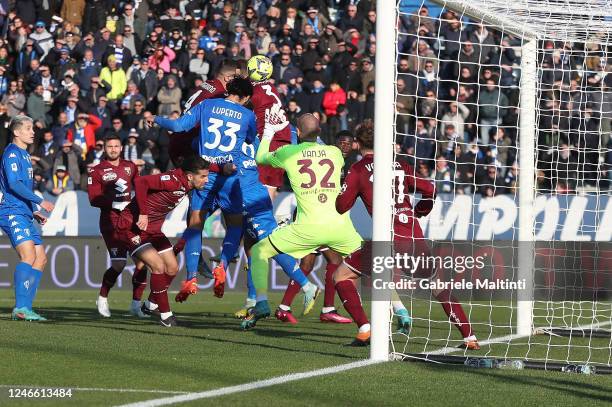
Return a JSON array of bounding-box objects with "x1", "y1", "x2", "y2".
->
[
  {"x1": 318, "y1": 193, "x2": 328, "y2": 203},
  {"x1": 131, "y1": 235, "x2": 141, "y2": 245},
  {"x1": 124, "y1": 167, "x2": 132, "y2": 176},
  {"x1": 102, "y1": 172, "x2": 117, "y2": 181}
]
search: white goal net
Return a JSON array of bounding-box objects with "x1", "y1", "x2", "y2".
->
[{"x1": 378, "y1": 0, "x2": 612, "y2": 371}]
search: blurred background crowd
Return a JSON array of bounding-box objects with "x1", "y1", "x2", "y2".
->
[{"x1": 0, "y1": 0, "x2": 609, "y2": 197}]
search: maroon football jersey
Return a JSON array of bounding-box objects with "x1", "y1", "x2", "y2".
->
[
  {"x1": 168, "y1": 79, "x2": 227, "y2": 163},
  {"x1": 251, "y1": 80, "x2": 291, "y2": 144},
  {"x1": 128, "y1": 168, "x2": 192, "y2": 230},
  {"x1": 88, "y1": 159, "x2": 138, "y2": 231},
  {"x1": 336, "y1": 153, "x2": 436, "y2": 236}
]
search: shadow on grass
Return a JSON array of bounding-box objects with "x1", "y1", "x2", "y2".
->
[
  {"x1": 415, "y1": 361, "x2": 612, "y2": 404},
  {"x1": 15, "y1": 305, "x2": 364, "y2": 359}
]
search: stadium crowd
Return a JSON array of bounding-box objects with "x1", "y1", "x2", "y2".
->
[
  {"x1": 399, "y1": 2, "x2": 612, "y2": 195},
  {"x1": 0, "y1": 0, "x2": 609, "y2": 197}
]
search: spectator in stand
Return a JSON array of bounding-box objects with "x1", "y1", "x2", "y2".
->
[
  {"x1": 478, "y1": 78, "x2": 509, "y2": 144},
  {"x1": 189, "y1": 49, "x2": 210, "y2": 83},
  {"x1": 75, "y1": 48, "x2": 101, "y2": 94},
  {"x1": 148, "y1": 45, "x2": 175, "y2": 74},
  {"x1": 157, "y1": 75, "x2": 181, "y2": 116},
  {"x1": 130, "y1": 58, "x2": 158, "y2": 110},
  {"x1": 29, "y1": 21, "x2": 54, "y2": 58},
  {"x1": 322, "y1": 80, "x2": 347, "y2": 140},
  {"x1": 66, "y1": 112, "x2": 101, "y2": 159},
  {"x1": 2, "y1": 80, "x2": 26, "y2": 117},
  {"x1": 90, "y1": 95, "x2": 112, "y2": 137},
  {"x1": 27, "y1": 84, "x2": 51, "y2": 126},
  {"x1": 103, "y1": 34, "x2": 133, "y2": 71},
  {"x1": 33, "y1": 168, "x2": 48, "y2": 193},
  {"x1": 434, "y1": 155, "x2": 455, "y2": 194},
  {"x1": 61, "y1": 0, "x2": 86, "y2": 27},
  {"x1": 99, "y1": 55, "x2": 127, "y2": 102},
  {"x1": 440, "y1": 101, "x2": 470, "y2": 143},
  {"x1": 52, "y1": 139, "x2": 82, "y2": 188},
  {"x1": 123, "y1": 128, "x2": 145, "y2": 161},
  {"x1": 47, "y1": 164, "x2": 75, "y2": 196},
  {"x1": 84, "y1": 139, "x2": 105, "y2": 168}
]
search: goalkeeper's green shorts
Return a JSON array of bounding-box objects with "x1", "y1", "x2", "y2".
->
[{"x1": 267, "y1": 220, "x2": 363, "y2": 259}]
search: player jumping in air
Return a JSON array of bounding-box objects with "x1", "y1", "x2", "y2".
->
[
  {"x1": 249, "y1": 72, "x2": 293, "y2": 201},
  {"x1": 335, "y1": 120, "x2": 479, "y2": 349},
  {"x1": 241, "y1": 110, "x2": 363, "y2": 330},
  {"x1": 152, "y1": 76, "x2": 256, "y2": 300},
  {"x1": 0, "y1": 115, "x2": 55, "y2": 321},
  {"x1": 165, "y1": 61, "x2": 238, "y2": 301},
  {"x1": 116, "y1": 156, "x2": 218, "y2": 326},
  {"x1": 87, "y1": 135, "x2": 149, "y2": 318}
]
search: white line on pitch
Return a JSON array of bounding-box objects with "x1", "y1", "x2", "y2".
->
[
  {"x1": 427, "y1": 320, "x2": 612, "y2": 356},
  {"x1": 0, "y1": 385, "x2": 188, "y2": 395},
  {"x1": 115, "y1": 359, "x2": 381, "y2": 407}
]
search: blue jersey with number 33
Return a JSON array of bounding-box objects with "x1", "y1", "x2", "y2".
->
[{"x1": 155, "y1": 98, "x2": 257, "y2": 164}]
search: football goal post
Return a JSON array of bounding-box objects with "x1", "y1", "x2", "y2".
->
[{"x1": 371, "y1": 0, "x2": 612, "y2": 371}]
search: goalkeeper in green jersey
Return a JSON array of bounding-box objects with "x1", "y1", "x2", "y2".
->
[{"x1": 241, "y1": 107, "x2": 363, "y2": 330}]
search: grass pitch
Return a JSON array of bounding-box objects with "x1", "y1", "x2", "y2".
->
[{"x1": 0, "y1": 289, "x2": 610, "y2": 406}]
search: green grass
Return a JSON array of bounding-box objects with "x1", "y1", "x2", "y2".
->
[{"x1": 0, "y1": 289, "x2": 610, "y2": 406}]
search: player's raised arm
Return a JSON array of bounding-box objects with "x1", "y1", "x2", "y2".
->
[
  {"x1": 152, "y1": 100, "x2": 206, "y2": 133},
  {"x1": 403, "y1": 162, "x2": 436, "y2": 217},
  {"x1": 255, "y1": 105, "x2": 289, "y2": 167},
  {"x1": 336, "y1": 167, "x2": 361, "y2": 214}
]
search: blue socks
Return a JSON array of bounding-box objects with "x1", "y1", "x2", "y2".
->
[
  {"x1": 220, "y1": 225, "x2": 242, "y2": 268},
  {"x1": 14, "y1": 263, "x2": 42, "y2": 310},
  {"x1": 246, "y1": 257, "x2": 256, "y2": 301},
  {"x1": 183, "y1": 227, "x2": 202, "y2": 280},
  {"x1": 14, "y1": 262, "x2": 31, "y2": 309},
  {"x1": 274, "y1": 254, "x2": 308, "y2": 287},
  {"x1": 28, "y1": 269, "x2": 43, "y2": 310}
]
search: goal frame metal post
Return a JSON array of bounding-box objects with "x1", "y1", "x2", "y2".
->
[{"x1": 370, "y1": 0, "x2": 538, "y2": 360}]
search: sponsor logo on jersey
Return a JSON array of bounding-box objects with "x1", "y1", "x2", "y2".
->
[
  {"x1": 161, "y1": 175, "x2": 171, "y2": 181},
  {"x1": 103, "y1": 168, "x2": 113, "y2": 172},
  {"x1": 115, "y1": 178, "x2": 128, "y2": 193},
  {"x1": 102, "y1": 172, "x2": 117, "y2": 182}
]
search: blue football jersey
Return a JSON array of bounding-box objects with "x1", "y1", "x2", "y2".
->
[
  {"x1": 237, "y1": 137, "x2": 270, "y2": 210},
  {"x1": 155, "y1": 98, "x2": 257, "y2": 165},
  {"x1": 0, "y1": 143, "x2": 41, "y2": 217}
]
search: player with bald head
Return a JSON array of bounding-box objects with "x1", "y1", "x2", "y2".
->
[{"x1": 240, "y1": 107, "x2": 363, "y2": 336}]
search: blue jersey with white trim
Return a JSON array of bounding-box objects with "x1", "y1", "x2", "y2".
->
[
  {"x1": 156, "y1": 98, "x2": 257, "y2": 165},
  {"x1": 0, "y1": 143, "x2": 41, "y2": 217}
]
